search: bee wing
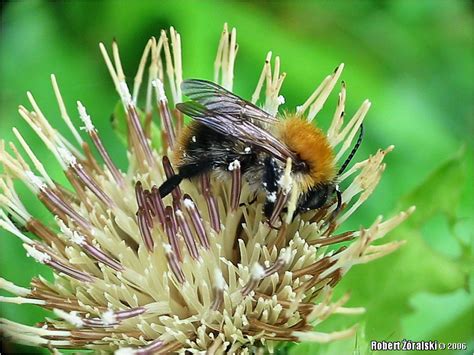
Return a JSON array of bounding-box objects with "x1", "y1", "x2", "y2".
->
[
  {"x1": 176, "y1": 101, "x2": 295, "y2": 162},
  {"x1": 181, "y1": 79, "x2": 278, "y2": 126}
]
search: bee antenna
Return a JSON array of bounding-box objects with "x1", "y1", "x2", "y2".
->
[{"x1": 337, "y1": 123, "x2": 364, "y2": 175}]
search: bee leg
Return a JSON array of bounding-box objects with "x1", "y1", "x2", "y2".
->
[
  {"x1": 249, "y1": 193, "x2": 258, "y2": 204},
  {"x1": 264, "y1": 200, "x2": 275, "y2": 219},
  {"x1": 239, "y1": 192, "x2": 258, "y2": 207},
  {"x1": 158, "y1": 174, "x2": 183, "y2": 198},
  {"x1": 159, "y1": 161, "x2": 213, "y2": 198},
  {"x1": 262, "y1": 157, "x2": 280, "y2": 220}
]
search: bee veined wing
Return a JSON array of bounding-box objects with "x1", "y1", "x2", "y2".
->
[
  {"x1": 176, "y1": 101, "x2": 295, "y2": 163},
  {"x1": 181, "y1": 79, "x2": 278, "y2": 126}
]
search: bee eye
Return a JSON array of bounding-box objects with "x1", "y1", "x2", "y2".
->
[
  {"x1": 298, "y1": 185, "x2": 330, "y2": 211},
  {"x1": 293, "y1": 159, "x2": 309, "y2": 172}
]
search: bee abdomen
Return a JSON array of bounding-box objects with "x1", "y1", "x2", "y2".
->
[{"x1": 175, "y1": 123, "x2": 258, "y2": 179}]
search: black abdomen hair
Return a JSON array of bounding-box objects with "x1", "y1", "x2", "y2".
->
[{"x1": 159, "y1": 123, "x2": 259, "y2": 198}]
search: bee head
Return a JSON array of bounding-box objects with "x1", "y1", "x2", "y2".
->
[
  {"x1": 297, "y1": 183, "x2": 337, "y2": 212},
  {"x1": 295, "y1": 123, "x2": 364, "y2": 217},
  {"x1": 296, "y1": 182, "x2": 343, "y2": 223}
]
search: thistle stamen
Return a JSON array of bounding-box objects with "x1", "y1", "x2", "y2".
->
[
  {"x1": 126, "y1": 104, "x2": 155, "y2": 167},
  {"x1": 57, "y1": 147, "x2": 114, "y2": 207},
  {"x1": 137, "y1": 208, "x2": 154, "y2": 252},
  {"x1": 175, "y1": 209, "x2": 199, "y2": 260},
  {"x1": 77, "y1": 101, "x2": 124, "y2": 186},
  {"x1": 25, "y1": 244, "x2": 93, "y2": 282},
  {"x1": 152, "y1": 78, "x2": 176, "y2": 149},
  {"x1": 200, "y1": 174, "x2": 220, "y2": 232},
  {"x1": 164, "y1": 206, "x2": 181, "y2": 260},
  {"x1": 229, "y1": 159, "x2": 241, "y2": 211},
  {"x1": 61, "y1": 225, "x2": 123, "y2": 271},
  {"x1": 183, "y1": 195, "x2": 209, "y2": 249},
  {"x1": 37, "y1": 188, "x2": 90, "y2": 231},
  {"x1": 163, "y1": 244, "x2": 185, "y2": 284},
  {"x1": 151, "y1": 186, "x2": 166, "y2": 224}
]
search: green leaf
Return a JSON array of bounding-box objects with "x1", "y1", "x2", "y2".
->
[
  {"x1": 401, "y1": 290, "x2": 473, "y2": 348},
  {"x1": 397, "y1": 147, "x2": 467, "y2": 227}
]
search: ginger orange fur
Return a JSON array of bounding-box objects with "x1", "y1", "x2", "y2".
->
[{"x1": 279, "y1": 116, "x2": 336, "y2": 191}]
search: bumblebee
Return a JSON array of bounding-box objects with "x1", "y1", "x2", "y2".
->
[{"x1": 159, "y1": 79, "x2": 363, "y2": 219}]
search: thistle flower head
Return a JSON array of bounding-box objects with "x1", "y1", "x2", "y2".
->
[{"x1": 0, "y1": 24, "x2": 413, "y2": 353}]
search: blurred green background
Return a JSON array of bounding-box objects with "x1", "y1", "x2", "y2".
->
[{"x1": 0, "y1": 0, "x2": 472, "y2": 354}]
